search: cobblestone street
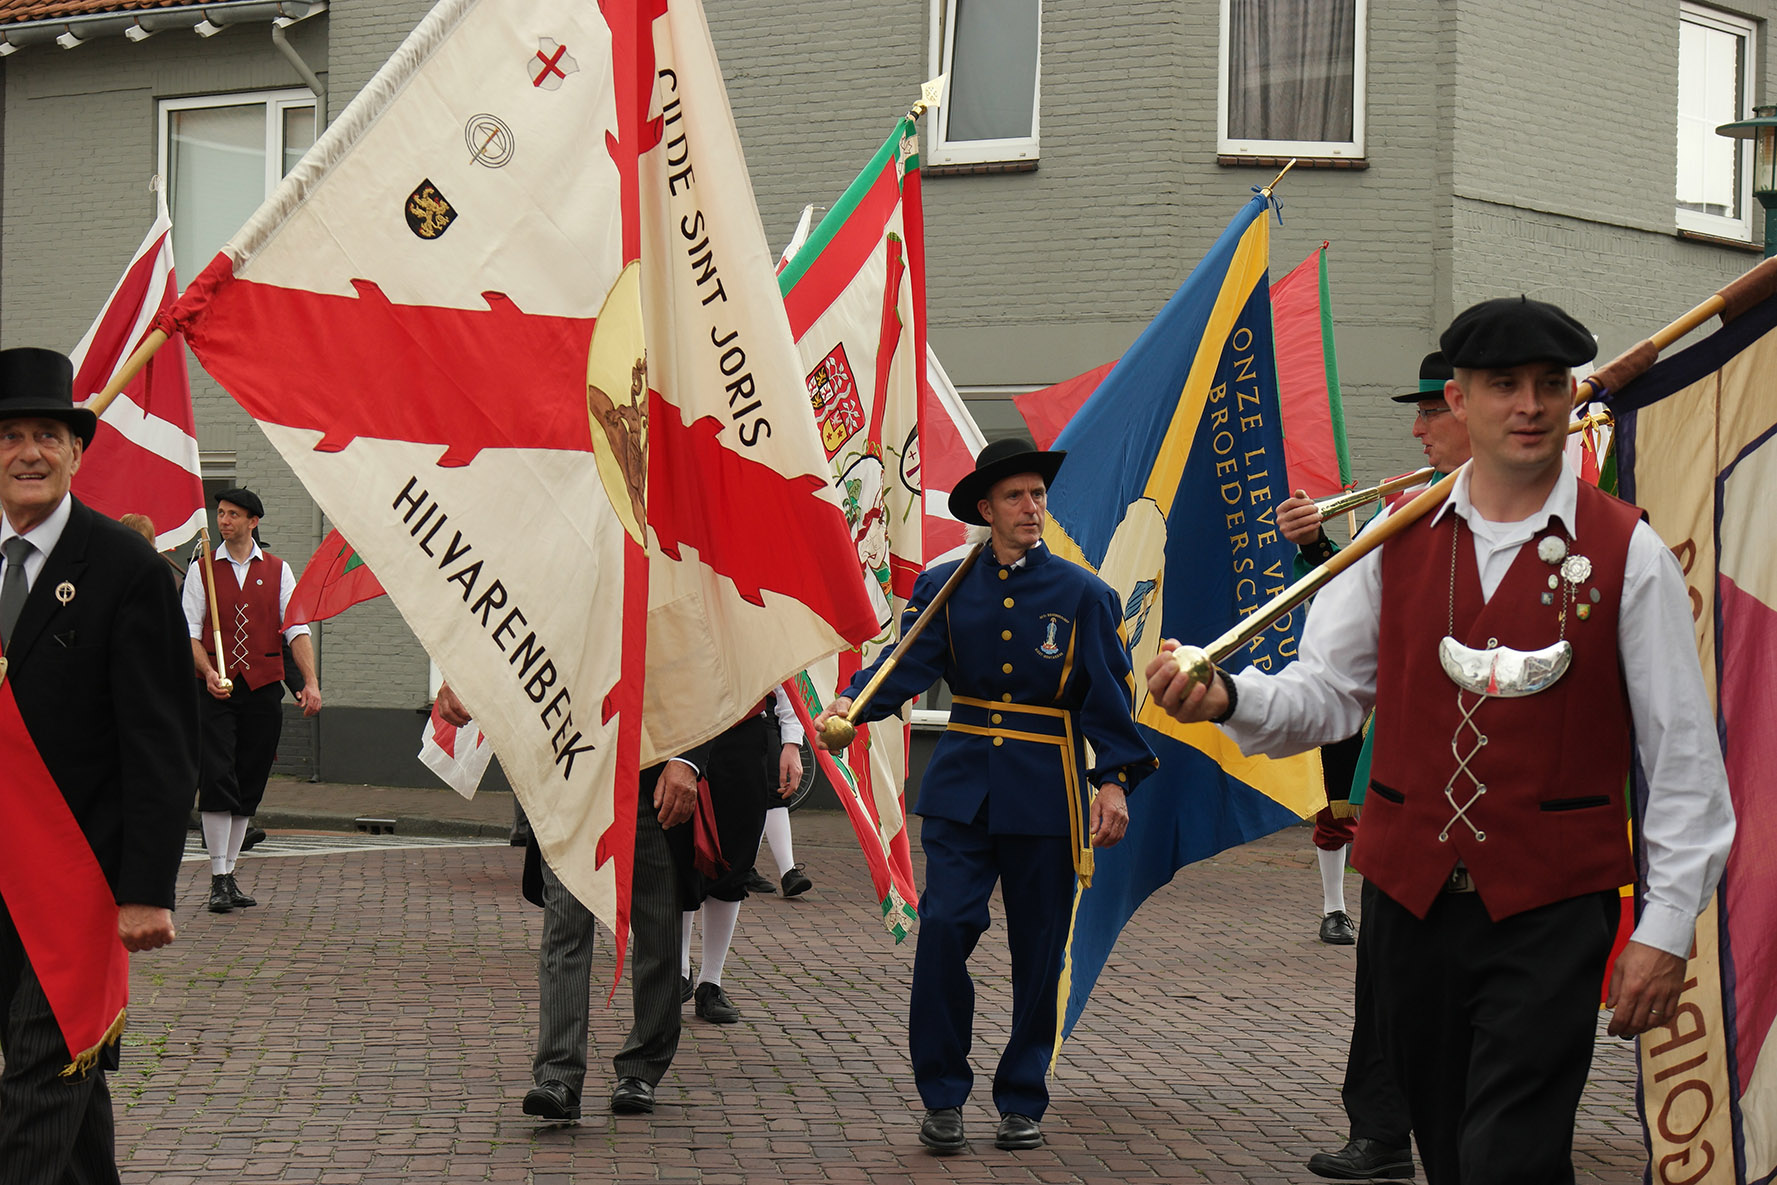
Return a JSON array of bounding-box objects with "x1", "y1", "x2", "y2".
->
[{"x1": 116, "y1": 813, "x2": 1646, "y2": 1183}]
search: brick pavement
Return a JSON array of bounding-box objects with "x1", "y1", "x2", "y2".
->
[{"x1": 118, "y1": 814, "x2": 1647, "y2": 1183}]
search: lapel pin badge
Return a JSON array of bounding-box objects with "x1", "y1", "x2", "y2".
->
[{"x1": 54, "y1": 581, "x2": 75, "y2": 605}]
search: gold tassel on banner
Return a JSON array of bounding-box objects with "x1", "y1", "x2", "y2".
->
[{"x1": 59, "y1": 1007, "x2": 126, "y2": 1079}]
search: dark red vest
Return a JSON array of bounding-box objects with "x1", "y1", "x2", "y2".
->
[
  {"x1": 201, "y1": 552, "x2": 287, "y2": 692},
  {"x1": 1354, "y1": 482, "x2": 1643, "y2": 921}
]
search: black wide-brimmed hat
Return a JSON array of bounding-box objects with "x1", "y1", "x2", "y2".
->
[
  {"x1": 0, "y1": 347, "x2": 96, "y2": 446},
  {"x1": 1440, "y1": 296, "x2": 1594, "y2": 370},
  {"x1": 948, "y1": 437, "x2": 1066, "y2": 526},
  {"x1": 1390, "y1": 350, "x2": 1455, "y2": 404}
]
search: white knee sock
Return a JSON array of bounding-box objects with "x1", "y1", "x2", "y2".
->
[
  {"x1": 680, "y1": 911, "x2": 695, "y2": 978},
  {"x1": 697, "y1": 898, "x2": 741, "y2": 987},
  {"x1": 761, "y1": 806, "x2": 794, "y2": 878},
  {"x1": 225, "y1": 815, "x2": 251, "y2": 874},
  {"x1": 1318, "y1": 845, "x2": 1349, "y2": 916},
  {"x1": 201, "y1": 812, "x2": 232, "y2": 876}
]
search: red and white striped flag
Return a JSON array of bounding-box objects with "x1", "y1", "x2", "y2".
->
[
  {"x1": 418, "y1": 699, "x2": 494, "y2": 800},
  {"x1": 69, "y1": 187, "x2": 204, "y2": 549}
]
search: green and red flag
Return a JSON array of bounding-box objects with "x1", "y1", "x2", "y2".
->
[
  {"x1": 1271, "y1": 242, "x2": 1353, "y2": 498},
  {"x1": 776, "y1": 115, "x2": 930, "y2": 938},
  {"x1": 283, "y1": 528, "x2": 386, "y2": 628}
]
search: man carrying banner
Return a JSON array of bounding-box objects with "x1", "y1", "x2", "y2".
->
[
  {"x1": 0, "y1": 347, "x2": 197, "y2": 1181},
  {"x1": 184, "y1": 488, "x2": 322, "y2": 913},
  {"x1": 1147, "y1": 298, "x2": 1736, "y2": 1185},
  {"x1": 816, "y1": 438, "x2": 1155, "y2": 1155},
  {"x1": 1277, "y1": 350, "x2": 1467, "y2": 1182}
]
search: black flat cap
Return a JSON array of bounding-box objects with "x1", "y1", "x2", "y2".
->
[
  {"x1": 948, "y1": 437, "x2": 1066, "y2": 526},
  {"x1": 0, "y1": 347, "x2": 97, "y2": 446},
  {"x1": 1390, "y1": 351, "x2": 1455, "y2": 404},
  {"x1": 215, "y1": 487, "x2": 265, "y2": 519},
  {"x1": 1440, "y1": 296, "x2": 1594, "y2": 370}
]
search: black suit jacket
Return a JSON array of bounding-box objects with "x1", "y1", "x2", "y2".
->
[{"x1": 6, "y1": 497, "x2": 198, "y2": 910}]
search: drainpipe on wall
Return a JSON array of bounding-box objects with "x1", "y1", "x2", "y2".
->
[{"x1": 270, "y1": 1, "x2": 327, "y2": 131}]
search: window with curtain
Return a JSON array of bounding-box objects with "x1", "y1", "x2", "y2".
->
[
  {"x1": 929, "y1": 0, "x2": 1041, "y2": 166},
  {"x1": 1219, "y1": 0, "x2": 1365, "y2": 158},
  {"x1": 160, "y1": 90, "x2": 316, "y2": 285},
  {"x1": 1676, "y1": 3, "x2": 1754, "y2": 240}
]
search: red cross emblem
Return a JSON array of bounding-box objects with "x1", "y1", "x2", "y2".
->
[{"x1": 529, "y1": 38, "x2": 579, "y2": 91}]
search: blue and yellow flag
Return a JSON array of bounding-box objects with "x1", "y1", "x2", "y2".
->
[{"x1": 1046, "y1": 193, "x2": 1325, "y2": 1043}]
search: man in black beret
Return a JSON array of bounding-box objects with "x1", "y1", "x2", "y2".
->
[
  {"x1": 1148, "y1": 298, "x2": 1734, "y2": 1185},
  {"x1": 183, "y1": 487, "x2": 322, "y2": 913},
  {"x1": 0, "y1": 346, "x2": 197, "y2": 1180}
]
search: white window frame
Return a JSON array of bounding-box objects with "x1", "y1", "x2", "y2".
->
[
  {"x1": 157, "y1": 88, "x2": 319, "y2": 200},
  {"x1": 1216, "y1": 0, "x2": 1368, "y2": 160},
  {"x1": 1676, "y1": 3, "x2": 1756, "y2": 241},
  {"x1": 925, "y1": 0, "x2": 1042, "y2": 167}
]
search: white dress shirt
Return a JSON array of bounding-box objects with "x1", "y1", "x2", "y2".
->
[
  {"x1": 1223, "y1": 465, "x2": 1735, "y2": 958},
  {"x1": 183, "y1": 541, "x2": 310, "y2": 644},
  {"x1": 0, "y1": 492, "x2": 74, "y2": 593},
  {"x1": 770, "y1": 685, "x2": 805, "y2": 748}
]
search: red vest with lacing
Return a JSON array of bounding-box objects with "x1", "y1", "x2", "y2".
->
[
  {"x1": 201, "y1": 553, "x2": 287, "y2": 692},
  {"x1": 1353, "y1": 482, "x2": 1643, "y2": 921}
]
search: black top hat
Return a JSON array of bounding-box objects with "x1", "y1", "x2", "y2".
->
[
  {"x1": 0, "y1": 348, "x2": 96, "y2": 446},
  {"x1": 948, "y1": 437, "x2": 1067, "y2": 526},
  {"x1": 1440, "y1": 296, "x2": 1594, "y2": 370},
  {"x1": 1390, "y1": 351, "x2": 1455, "y2": 404}
]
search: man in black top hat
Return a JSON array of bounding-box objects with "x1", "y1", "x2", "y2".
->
[
  {"x1": 816, "y1": 438, "x2": 1156, "y2": 1155},
  {"x1": 0, "y1": 346, "x2": 197, "y2": 1182},
  {"x1": 183, "y1": 487, "x2": 321, "y2": 913}
]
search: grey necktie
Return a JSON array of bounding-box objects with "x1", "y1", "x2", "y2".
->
[{"x1": 0, "y1": 536, "x2": 34, "y2": 649}]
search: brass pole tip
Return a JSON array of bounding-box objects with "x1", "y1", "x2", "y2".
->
[
  {"x1": 217, "y1": 678, "x2": 234, "y2": 695},
  {"x1": 1171, "y1": 645, "x2": 1215, "y2": 691},
  {"x1": 818, "y1": 717, "x2": 856, "y2": 752}
]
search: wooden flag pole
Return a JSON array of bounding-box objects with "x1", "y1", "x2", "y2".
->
[
  {"x1": 82, "y1": 328, "x2": 168, "y2": 419},
  {"x1": 198, "y1": 527, "x2": 233, "y2": 695}
]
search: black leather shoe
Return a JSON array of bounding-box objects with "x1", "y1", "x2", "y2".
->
[
  {"x1": 1306, "y1": 1137, "x2": 1414, "y2": 1180},
  {"x1": 780, "y1": 864, "x2": 813, "y2": 898},
  {"x1": 206, "y1": 875, "x2": 233, "y2": 914},
  {"x1": 680, "y1": 974, "x2": 694, "y2": 1003},
  {"x1": 1319, "y1": 910, "x2": 1357, "y2": 945},
  {"x1": 919, "y1": 1106, "x2": 965, "y2": 1154},
  {"x1": 522, "y1": 1080, "x2": 580, "y2": 1121},
  {"x1": 694, "y1": 981, "x2": 739, "y2": 1024},
  {"x1": 995, "y1": 1112, "x2": 1043, "y2": 1150},
  {"x1": 742, "y1": 867, "x2": 776, "y2": 894},
  {"x1": 610, "y1": 1077, "x2": 655, "y2": 1114},
  {"x1": 240, "y1": 825, "x2": 267, "y2": 852},
  {"x1": 226, "y1": 873, "x2": 257, "y2": 908}
]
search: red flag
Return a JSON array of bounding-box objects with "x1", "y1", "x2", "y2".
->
[
  {"x1": 69, "y1": 188, "x2": 204, "y2": 549},
  {"x1": 1013, "y1": 361, "x2": 1115, "y2": 450},
  {"x1": 920, "y1": 347, "x2": 987, "y2": 563},
  {"x1": 283, "y1": 528, "x2": 386, "y2": 628},
  {"x1": 1271, "y1": 243, "x2": 1353, "y2": 498}
]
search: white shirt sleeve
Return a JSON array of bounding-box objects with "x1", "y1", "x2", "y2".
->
[
  {"x1": 1221, "y1": 541, "x2": 1383, "y2": 758},
  {"x1": 182, "y1": 560, "x2": 207, "y2": 639},
  {"x1": 1619, "y1": 521, "x2": 1735, "y2": 957},
  {"x1": 280, "y1": 556, "x2": 311, "y2": 643},
  {"x1": 770, "y1": 686, "x2": 805, "y2": 747}
]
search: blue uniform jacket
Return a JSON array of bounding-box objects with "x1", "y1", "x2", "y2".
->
[{"x1": 842, "y1": 542, "x2": 1157, "y2": 862}]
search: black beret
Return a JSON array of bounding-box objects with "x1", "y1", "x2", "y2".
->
[
  {"x1": 215, "y1": 487, "x2": 265, "y2": 519},
  {"x1": 1439, "y1": 296, "x2": 1594, "y2": 370},
  {"x1": 1390, "y1": 351, "x2": 1455, "y2": 403}
]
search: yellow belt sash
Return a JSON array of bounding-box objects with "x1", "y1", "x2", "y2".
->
[{"x1": 947, "y1": 696, "x2": 1094, "y2": 885}]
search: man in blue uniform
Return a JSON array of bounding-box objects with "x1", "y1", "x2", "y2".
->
[{"x1": 816, "y1": 438, "x2": 1156, "y2": 1155}]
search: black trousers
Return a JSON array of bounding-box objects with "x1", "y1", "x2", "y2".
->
[
  {"x1": 1367, "y1": 885, "x2": 1618, "y2": 1185},
  {"x1": 611, "y1": 763, "x2": 686, "y2": 1086},
  {"x1": 1342, "y1": 877, "x2": 1412, "y2": 1146},
  {"x1": 0, "y1": 912, "x2": 120, "y2": 1185},
  {"x1": 197, "y1": 679, "x2": 284, "y2": 816},
  {"x1": 688, "y1": 715, "x2": 773, "y2": 903}
]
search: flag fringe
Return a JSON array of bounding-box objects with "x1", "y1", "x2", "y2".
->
[{"x1": 59, "y1": 1007, "x2": 125, "y2": 1079}]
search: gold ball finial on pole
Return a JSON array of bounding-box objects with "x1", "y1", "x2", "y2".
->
[
  {"x1": 1171, "y1": 644, "x2": 1215, "y2": 692},
  {"x1": 818, "y1": 716, "x2": 857, "y2": 752}
]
